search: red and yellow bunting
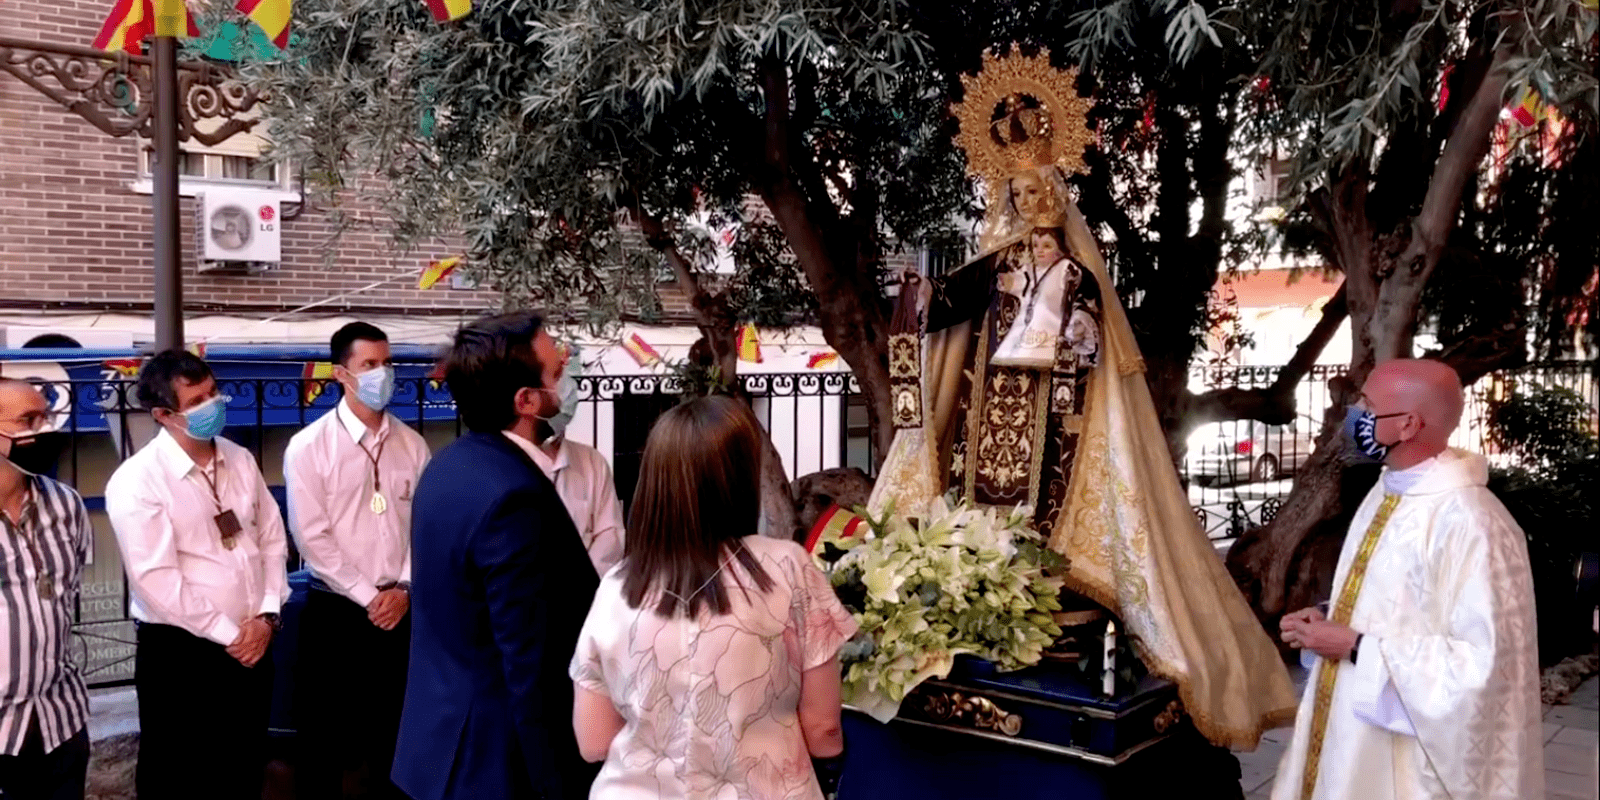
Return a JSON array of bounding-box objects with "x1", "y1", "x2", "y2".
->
[
  {"x1": 424, "y1": 0, "x2": 472, "y2": 23},
  {"x1": 804, "y1": 504, "x2": 868, "y2": 558},
  {"x1": 1510, "y1": 86, "x2": 1546, "y2": 128},
  {"x1": 92, "y1": 0, "x2": 199, "y2": 55},
  {"x1": 301, "y1": 361, "x2": 336, "y2": 404},
  {"x1": 417, "y1": 256, "x2": 461, "y2": 290},
  {"x1": 235, "y1": 0, "x2": 292, "y2": 49},
  {"x1": 806, "y1": 350, "x2": 840, "y2": 370},
  {"x1": 737, "y1": 323, "x2": 763, "y2": 364},
  {"x1": 103, "y1": 358, "x2": 142, "y2": 378},
  {"x1": 622, "y1": 333, "x2": 662, "y2": 368}
]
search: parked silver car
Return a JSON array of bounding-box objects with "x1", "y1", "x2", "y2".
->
[{"x1": 1185, "y1": 416, "x2": 1317, "y2": 486}]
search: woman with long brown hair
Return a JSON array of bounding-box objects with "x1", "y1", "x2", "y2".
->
[{"x1": 569, "y1": 395, "x2": 856, "y2": 799}]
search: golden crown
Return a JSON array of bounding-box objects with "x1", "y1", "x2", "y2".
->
[{"x1": 952, "y1": 48, "x2": 1095, "y2": 196}]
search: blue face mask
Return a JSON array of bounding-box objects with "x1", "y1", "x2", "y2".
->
[
  {"x1": 1342, "y1": 405, "x2": 1404, "y2": 464},
  {"x1": 178, "y1": 394, "x2": 230, "y2": 442},
  {"x1": 353, "y1": 366, "x2": 396, "y2": 411},
  {"x1": 541, "y1": 373, "x2": 581, "y2": 439}
]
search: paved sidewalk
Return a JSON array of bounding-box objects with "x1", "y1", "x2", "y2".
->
[{"x1": 1239, "y1": 674, "x2": 1600, "y2": 800}]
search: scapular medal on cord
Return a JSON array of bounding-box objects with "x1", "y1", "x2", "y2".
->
[
  {"x1": 198, "y1": 463, "x2": 241, "y2": 550},
  {"x1": 360, "y1": 436, "x2": 388, "y2": 515},
  {"x1": 7, "y1": 488, "x2": 56, "y2": 599}
]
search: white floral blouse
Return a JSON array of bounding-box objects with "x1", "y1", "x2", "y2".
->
[{"x1": 570, "y1": 536, "x2": 859, "y2": 800}]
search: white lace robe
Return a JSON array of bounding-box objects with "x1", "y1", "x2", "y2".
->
[{"x1": 1272, "y1": 448, "x2": 1543, "y2": 800}]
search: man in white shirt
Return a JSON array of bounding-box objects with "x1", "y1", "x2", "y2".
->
[
  {"x1": 524, "y1": 349, "x2": 625, "y2": 576},
  {"x1": 284, "y1": 322, "x2": 429, "y2": 800},
  {"x1": 0, "y1": 379, "x2": 90, "y2": 800},
  {"x1": 106, "y1": 350, "x2": 290, "y2": 800}
]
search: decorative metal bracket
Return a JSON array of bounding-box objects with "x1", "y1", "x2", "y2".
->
[
  {"x1": 914, "y1": 688, "x2": 1025, "y2": 737},
  {"x1": 1152, "y1": 699, "x2": 1186, "y2": 734},
  {"x1": 0, "y1": 35, "x2": 260, "y2": 145}
]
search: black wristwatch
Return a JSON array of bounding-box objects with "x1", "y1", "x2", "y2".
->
[
  {"x1": 813, "y1": 752, "x2": 845, "y2": 799},
  {"x1": 1349, "y1": 633, "x2": 1363, "y2": 664},
  {"x1": 257, "y1": 612, "x2": 282, "y2": 633}
]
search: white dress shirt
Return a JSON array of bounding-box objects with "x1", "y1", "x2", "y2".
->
[
  {"x1": 284, "y1": 401, "x2": 430, "y2": 607},
  {"x1": 502, "y1": 432, "x2": 626, "y2": 576},
  {"x1": 106, "y1": 430, "x2": 290, "y2": 646}
]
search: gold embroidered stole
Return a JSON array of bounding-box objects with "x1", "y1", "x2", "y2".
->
[{"x1": 1300, "y1": 493, "x2": 1403, "y2": 800}]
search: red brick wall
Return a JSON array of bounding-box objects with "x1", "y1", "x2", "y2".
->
[{"x1": 1, "y1": 1, "x2": 905, "y2": 325}]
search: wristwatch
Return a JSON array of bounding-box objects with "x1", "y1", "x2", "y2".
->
[{"x1": 257, "y1": 612, "x2": 282, "y2": 633}]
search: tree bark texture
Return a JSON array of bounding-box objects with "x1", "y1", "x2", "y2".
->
[
  {"x1": 1226, "y1": 47, "x2": 1517, "y2": 621},
  {"x1": 752, "y1": 57, "x2": 897, "y2": 471},
  {"x1": 632, "y1": 205, "x2": 800, "y2": 540}
]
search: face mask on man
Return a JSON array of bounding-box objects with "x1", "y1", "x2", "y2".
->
[
  {"x1": 174, "y1": 394, "x2": 230, "y2": 442},
  {"x1": 0, "y1": 419, "x2": 63, "y2": 476},
  {"x1": 539, "y1": 374, "x2": 581, "y2": 439},
  {"x1": 1341, "y1": 405, "x2": 1407, "y2": 464},
  {"x1": 351, "y1": 366, "x2": 397, "y2": 411}
]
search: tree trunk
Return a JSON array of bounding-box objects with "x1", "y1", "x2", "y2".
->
[
  {"x1": 753, "y1": 56, "x2": 896, "y2": 471},
  {"x1": 1225, "y1": 48, "x2": 1513, "y2": 620},
  {"x1": 634, "y1": 206, "x2": 800, "y2": 542}
]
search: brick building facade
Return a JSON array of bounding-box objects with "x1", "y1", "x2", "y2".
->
[{"x1": 0, "y1": 0, "x2": 723, "y2": 340}]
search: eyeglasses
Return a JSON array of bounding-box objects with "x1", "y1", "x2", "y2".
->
[
  {"x1": 0, "y1": 411, "x2": 49, "y2": 430},
  {"x1": 1356, "y1": 395, "x2": 1410, "y2": 421}
]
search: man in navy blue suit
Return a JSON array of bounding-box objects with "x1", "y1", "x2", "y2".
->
[{"x1": 393, "y1": 312, "x2": 600, "y2": 800}]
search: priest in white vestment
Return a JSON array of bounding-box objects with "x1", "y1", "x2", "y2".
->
[{"x1": 1273, "y1": 359, "x2": 1543, "y2": 800}]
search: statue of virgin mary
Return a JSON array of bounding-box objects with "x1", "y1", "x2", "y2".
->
[{"x1": 869, "y1": 49, "x2": 1296, "y2": 750}]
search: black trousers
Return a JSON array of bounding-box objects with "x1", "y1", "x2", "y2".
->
[
  {"x1": 134, "y1": 622, "x2": 273, "y2": 800},
  {"x1": 293, "y1": 589, "x2": 410, "y2": 800},
  {"x1": 0, "y1": 718, "x2": 88, "y2": 800}
]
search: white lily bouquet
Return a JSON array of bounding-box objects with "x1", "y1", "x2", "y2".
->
[{"x1": 820, "y1": 498, "x2": 1067, "y2": 722}]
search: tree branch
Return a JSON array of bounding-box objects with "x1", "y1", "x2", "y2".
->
[
  {"x1": 1426, "y1": 320, "x2": 1529, "y2": 385},
  {"x1": 629, "y1": 203, "x2": 725, "y2": 333},
  {"x1": 1186, "y1": 282, "x2": 1349, "y2": 426},
  {"x1": 1370, "y1": 45, "x2": 1512, "y2": 362}
]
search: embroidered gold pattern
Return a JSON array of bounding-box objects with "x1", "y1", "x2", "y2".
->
[
  {"x1": 1300, "y1": 493, "x2": 1403, "y2": 800},
  {"x1": 888, "y1": 333, "x2": 924, "y2": 428}
]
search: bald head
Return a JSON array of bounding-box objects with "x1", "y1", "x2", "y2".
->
[{"x1": 1362, "y1": 359, "x2": 1463, "y2": 458}]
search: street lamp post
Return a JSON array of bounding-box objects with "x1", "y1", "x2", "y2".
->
[
  {"x1": 0, "y1": 30, "x2": 260, "y2": 353},
  {"x1": 151, "y1": 34, "x2": 183, "y2": 351}
]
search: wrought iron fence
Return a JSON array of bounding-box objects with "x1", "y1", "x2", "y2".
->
[
  {"x1": 1179, "y1": 360, "x2": 1598, "y2": 539},
  {"x1": 32, "y1": 369, "x2": 865, "y2": 688},
  {"x1": 20, "y1": 360, "x2": 1595, "y2": 688}
]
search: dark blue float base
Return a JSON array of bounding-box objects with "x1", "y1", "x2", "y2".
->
[
  {"x1": 839, "y1": 712, "x2": 1242, "y2": 800},
  {"x1": 836, "y1": 657, "x2": 1244, "y2": 800}
]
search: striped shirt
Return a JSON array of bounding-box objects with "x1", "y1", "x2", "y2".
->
[{"x1": 0, "y1": 474, "x2": 91, "y2": 754}]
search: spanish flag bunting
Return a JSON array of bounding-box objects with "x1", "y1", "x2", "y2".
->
[
  {"x1": 103, "y1": 358, "x2": 142, "y2": 377},
  {"x1": 150, "y1": 0, "x2": 192, "y2": 37},
  {"x1": 622, "y1": 333, "x2": 662, "y2": 368},
  {"x1": 1510, "y1": 86, "x2": 1543, "y2": 128},
  {"x1": 235, "y1": 0, "x2": 292, "y2": 49},
  {"x1": 418, "y1": 256, "x2": 461, "y2": 290},
  {"x1": 804, "y1": 504, "x2": 868, "y2": 565},
  {"x1": 92, "y1": 0, "x2": 199, "y2": 55},
  {"x1": 805, "y1": 350, "x2": 840, "y2": 370},
  {"x1": 301, "y1": 361, "x2": 336, "y2": 404},
  {"x1": 92, "y1": 0, "x2": 153, "y2": 55},
  {"x1": 424, "y1": 0, "x2": 472, "y2": 23},
  {"x1": 737, "y1": 323, "x2": 763, "y2": 363}
]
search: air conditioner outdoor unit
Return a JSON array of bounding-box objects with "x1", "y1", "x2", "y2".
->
[
  {"x1": 195, "y1": 188, "x2": 282, "y2": 272},
  {"x1": 0, "y1": 326, "x2": 134, "y2": 350}
]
